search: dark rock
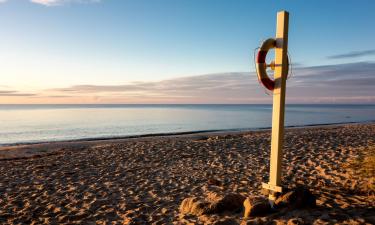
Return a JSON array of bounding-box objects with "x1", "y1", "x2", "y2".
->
[
  {"x1": 179, "y1": 192, "x2": 245, "y2": 216},
  {"x1": 179, "y1": 197, "x2": 211, "y2": 216},
  {"x1": 275, "y1": 186, "x2": 316, "y2": 209},
  {"x1": 207, "y1": 193, "x2": 246, "y2": 214},
  {"x1": 243, "y1": 196, "x2": 271, "y2": 218}
]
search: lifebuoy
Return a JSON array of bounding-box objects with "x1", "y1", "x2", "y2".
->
[{"x1": 255, "y1": 38, "x2": 289, "y2": 91}]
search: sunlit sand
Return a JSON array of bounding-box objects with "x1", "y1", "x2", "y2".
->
[{"x1": 0, "y1": 123, "x2": 374, "y2": 224}]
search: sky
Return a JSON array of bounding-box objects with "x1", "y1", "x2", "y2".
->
[{"x1": 1, "y1": 0, "x2": 375, "y2": 104}]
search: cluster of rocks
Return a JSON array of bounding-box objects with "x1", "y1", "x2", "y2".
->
[{"x1": 179, "y1": 186, "x2": 316, "y2": 222}]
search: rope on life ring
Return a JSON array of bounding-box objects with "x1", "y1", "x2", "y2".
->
[{"x1": 255, "y1": 38, "x2": 289, "y2": 91}]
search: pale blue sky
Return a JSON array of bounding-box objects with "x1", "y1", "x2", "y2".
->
[{"x1": 1, "y1": 0, "x2": 375, "y2": 103}]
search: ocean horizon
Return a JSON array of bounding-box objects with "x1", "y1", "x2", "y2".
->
[{"x1": 1, "y1": 104, "x2": 375, "y2": 146}]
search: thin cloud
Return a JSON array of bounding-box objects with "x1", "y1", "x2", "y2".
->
[
  {"x1": 3, "y1": 61, "x2": 375, "y2": 103},
  {"x1": 289, "y1": 62, "x2": 375, "y2": 84},
  {"x1": 45, "y1": 61, "x2": 375, "y2": 103},
  {"x1": 46, "y1": 95, "x2": 74, "y2": 98},
  {"x1": 49, "y1": 72, "x2": 257, "y2": 95},
  {"x1": 30, "y1": 0, "x2": 100, "y2": 6},
  {"x1": 0, "y1": 91, "x2": 16, "y2": 94},
  {"x1": 51, "y1": 83, "x2": 154, "y2": 93},
  {"x1": 328, "y1": 49, "x2": 375, "y2": 59},
  {"x1": 0, "y1": 90, "x2": 37, "y2": 96}
]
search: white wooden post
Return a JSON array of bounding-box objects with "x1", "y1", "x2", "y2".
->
[{"x1": 262, "y1": 10, "x2": 289, "y2": 203}]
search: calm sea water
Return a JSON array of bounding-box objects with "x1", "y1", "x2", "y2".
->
[{"x1": 1, "y1": 104, "x2": 375, "y2": 146}]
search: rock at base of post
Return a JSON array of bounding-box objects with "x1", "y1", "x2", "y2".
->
[
  {"x1": 274, "y1": 186, "x2": 316, "y2": 209},
  {"x1": 179, "y1": 192, "x2": 246, "y2": 216},
  {"x1": 243, "y1": 196, "x2": 271, "y2": 218}
]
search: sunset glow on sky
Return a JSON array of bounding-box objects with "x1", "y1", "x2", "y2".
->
[{"x1": 1, "y1": 0, "x2": 375, "y2": 103}]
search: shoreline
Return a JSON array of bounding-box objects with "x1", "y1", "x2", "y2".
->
[
  {"x1": 1, "y1": 120, "x2": 374, "y2": 149},
  {"x1": 1, "y1": 121, "x2": 374, "y2": 161}
]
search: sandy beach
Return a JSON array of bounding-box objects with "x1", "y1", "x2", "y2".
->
[{"x1": 0, "y1": 123, "x2": 374, "y2": 224}]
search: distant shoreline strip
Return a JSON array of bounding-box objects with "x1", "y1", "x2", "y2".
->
[{"x1": 1, "y1": 120, "x2": 374, "y2": 148}]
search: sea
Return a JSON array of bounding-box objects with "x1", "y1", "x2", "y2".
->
[{"x1": 1, "y1": 104, "x2": 375, "y2": 146}]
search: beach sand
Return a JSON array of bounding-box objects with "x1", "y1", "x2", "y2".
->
[{"x1": 0, "y1": 123, "x2": 374, "y2": 224}]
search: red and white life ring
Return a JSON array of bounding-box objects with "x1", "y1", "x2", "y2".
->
[{"x1": 255, "y1": 38, "x2": 288, "y2": 91}]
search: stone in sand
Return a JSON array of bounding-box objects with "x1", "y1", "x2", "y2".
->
[
  {"x1": 179, "y1": 197, "x2": 211, "y2": 216},
  {"x1": 206, "y1": 192, "x2": 246, "y2": 214},
  {"x1": 179, "y1": 193, "x2": 245, "y2": 216},
  {"x1": 243, "y1": 196, "x2": 271, "y2": 218},
  {"x1": 275, "y1": 186, "x2": 316, "y2": 209}
]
